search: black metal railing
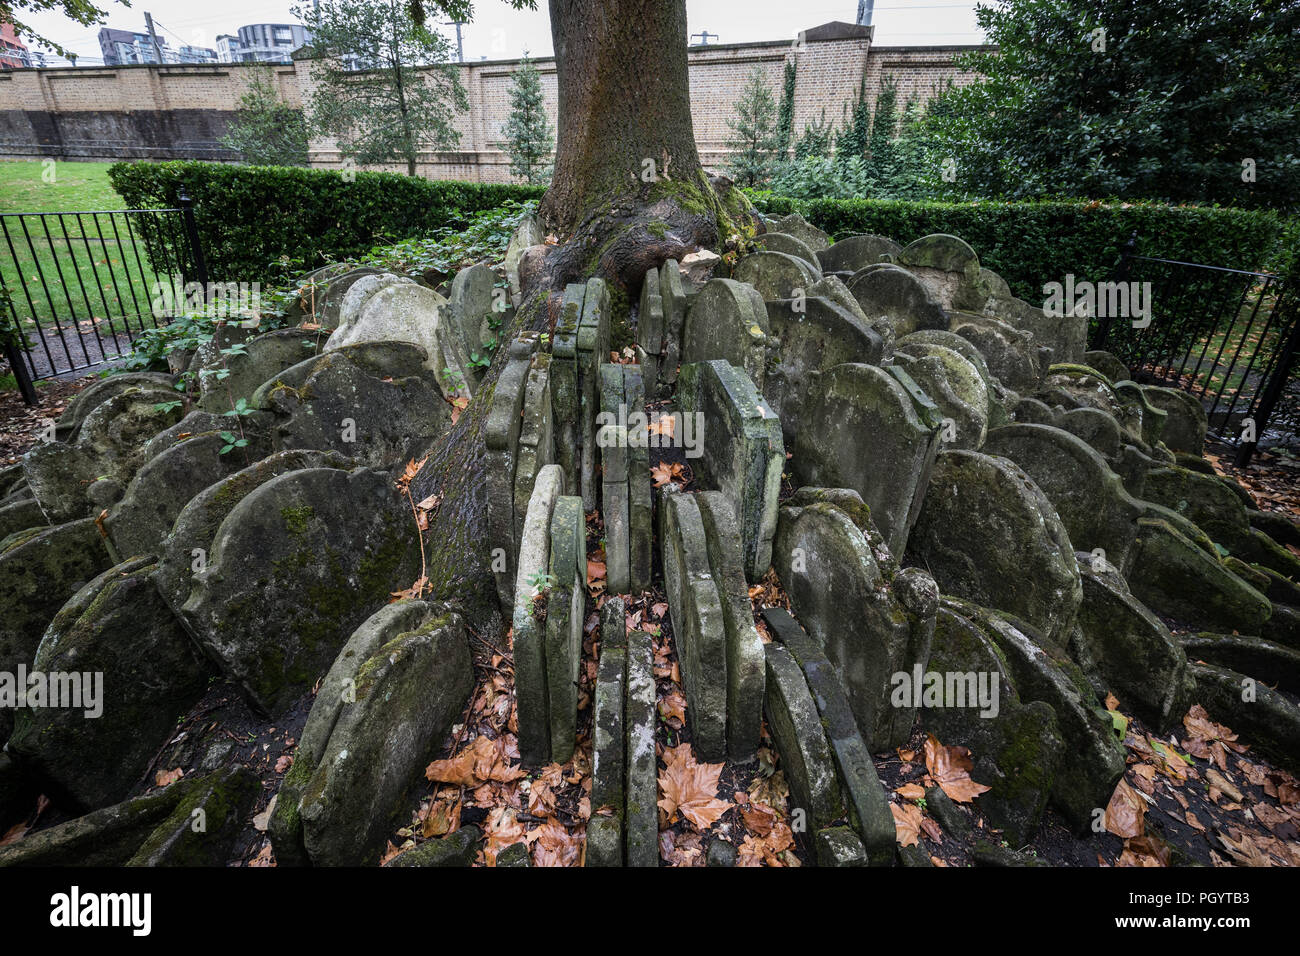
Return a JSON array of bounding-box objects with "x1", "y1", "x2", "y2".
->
[
  {"x1": 0, "y1": 195, "x2": 208, "y2": 404},
  {"x1": 1091, "y1": 232, "x2": 1299, "y2": 466}
]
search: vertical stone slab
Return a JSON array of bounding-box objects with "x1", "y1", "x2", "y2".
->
[
  {"x1": 694, "y1": 491, "x2": 765, "y2": 762},
  {"x1": 546, "y1": 495, "x2": 586, "y2": 764},
  {"x1": 772, "y1": 497, "x2": 939, "y2": 750},
  {"x1": 682, "y1": 278, "x2": 771, "y2": 391},
  {"x1": 513, "y1": 351, "x2": 554, "y2": 549},
  {"x1": 677, "y1": 360, "x2": 784, "y2": 580},
  {"x1": 578, "y1": 278, "x2": 612, "y2": 511},
  {"x1": 624, "y1": 365, "x2": 654, "y2": 592},
  {"x1": 551, "y1": 282, "x2": 585, "y2": 496},
  {"x1": 512, "y1": 464, "x2": 565, "y2": 769},
  {"x1": 658, "y1": 489, "x2": 728, "y2": 761},
  {"x1": 625, "y1": 626, "x2": 658, "y2": 867},
  {"x1": 764, "y1": 642, "x2": 844, "y2": 831},
  {"x1": 786, "y1": 362, "x2": 940, "y2": 559},
  {"x1": 588, "y1": 598, "x2": 627, "y2": 867},
  {"x1": 659, "y1": 259, "x2": 687, "y2": 388},
  {"x1": 763, "y1": 607, "x2": 895, "y2": 864},
  {"x1": 599, "y1": 363, "x2": 630, "y2": 595},
  {"x1": 637, "y1": 267, "x2": 664, "y2": 397},
  {"x1": 486, "y1": 336, "x2": 535, "y2": 611}
]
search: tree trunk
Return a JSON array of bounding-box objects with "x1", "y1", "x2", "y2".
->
[
  {"x1": 540, "y1": 0, "x2": 700, "y2": 231},
  {"x1": 535, "y1": 0, "x2": 759, "y2": 293},
  {"x1": 411, "y1": 0, "x2": 760, "y2": 639}
]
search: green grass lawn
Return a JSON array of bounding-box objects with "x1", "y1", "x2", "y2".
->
[
  {"x1": 1, "y1": 160, "x2": 180, "y2": 338},
  {"x1": 0, "y1": 159, "x2": 126, "y2": 214}
]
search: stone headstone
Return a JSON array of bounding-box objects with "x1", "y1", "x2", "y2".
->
[
  {"x1": 326, "y1": 280, "x2": 472, "y2": 402},
  {"x1": 659, "y1": 490, "x2": 728, "y2": 761},
  {"x1": 784, "y1": 362, "x2": 939, "y2": 559},
  {"x1": 846, "y1": 263, "x2": 948, "y2": 340},
  {"x1": 908, "y1": 449, "x2": 1082, "y2": 648},
  {"x1": 677, "y1": 360, "x2": 784, "y2": 579},
  {"x1": 299, "y1": 608, "x2": 472, "y2": 866},
  {"x1": 196, "y1": 327, "x2": 325, "y2": 412},
  {"x1": 772, "y1": 496, "x2": 938, "y2": 750},
  {"x1": 682, "y1": 278, "x2": 771, "y2": 393},
  {"x1": 512, "y1": 464, "x2": 565, "y2": 768},
  {"x1": 896, "y1": 233, "x2": 985, "y2": 313},
  {"x1": 1142, "y1": 386, "x2": 1207, "y2": 455},
  {"x1": 546, "y1": 495, "x2": 587, "y2": 763},
  {"x1": 758, "y1": 231, "x2": 821, "y2": 269},
  {"x1": 7, "y1": 556, "x2": 209, "y2": 812},
  {"x1": 766, "y1": 212, "x2": 831, "y2": 252},
  {"x1": 761, "y1": 295, "x2": 884, "y2": 425},
  {"x1": 731, "y1": 250, "x2": 822, "y2": 302},
  {"x1": 816, "y1": 234, "x2": 903, "y2": 275},
  {"x1": 180, "y1": 466, "x2": 418, "y2": 716}
]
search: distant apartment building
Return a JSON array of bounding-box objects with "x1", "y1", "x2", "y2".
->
[
  {"x1": 1, "y1": 22, "x2": 30, "y2": 68},
  {"x1": 98, "y1": 27, "x2": 169, "y2": 65},
  {"x1": 215, "y1": 34, "x2": 240, "y2": 63},
  {"x1": 232, "y1": 23, "x2": 312, "y2": 63}
]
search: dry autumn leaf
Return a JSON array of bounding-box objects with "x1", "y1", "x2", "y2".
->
[
  {"x1": 1105, "y1": 779, "x2": 1146, "y2": 839},
  {"x1": 891, "y1": 801, "x2": 923, "y2": 847},
  {"x1": 923, "y1": 734, "x2": 991, "y2": 803},
  {"x1": 657, "y1": 744, "x2": 731, "y2": 831}
]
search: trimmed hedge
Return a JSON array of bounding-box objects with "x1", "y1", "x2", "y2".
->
[
  {"x1": 108, "y1": 161, "x2": 545, "y2": 286},
  {"x1": 748, "y1": 193, "x2": 1293, "y2": 301}
]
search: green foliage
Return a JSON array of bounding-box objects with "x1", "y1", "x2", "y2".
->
[
  {"x1": 221, "y1": 67, "x2": 309, "y2": 167},
  {"x1": 865, "y1": 81, "x2": 898, "y2": 185},
  {"x1": 775, "y1": 60, "x2": 797, "y2": 157},
  {"x1": 502, "y1": 55, "x2": 554, "y2": 185},
  {"x1": 834, "y1": 77, "x2": 872, "y2": 162},
  {"x1": 726, "y1": 68, "x2": 781, "y2": 188},
  {"x1": 746, "y1": 193, "x2": 1290, "y2": 301},
  {"x1": 295, "y1": 0, "x2": 469, "y2": 176},
  {"x1": 108, "y1": 160, "x2": 544, "y2": 285},
  {"x1": 793, "y1": 110, "x2": 835, "y2": 162},
  {"x1": 925, "y1": 0, "x2": 1300, "y2": 211},
  {"x1": 355, "y1": 199, "x2": 538, "y2": 276}
]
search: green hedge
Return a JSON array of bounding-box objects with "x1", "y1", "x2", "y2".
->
[
  {"x1": 747, "y1": 193, "x2": 1293, "y2": 301},
  {"x1": 108, "y1": 161, "x2": 545, "y2": 286}
]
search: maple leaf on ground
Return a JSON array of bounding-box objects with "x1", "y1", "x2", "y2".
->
[
  {"x1": 1104, "y1": 779, "x2": 1146, "y2": 839},
  {"x1": 651, "y1": 462, "x2": 676, "y2": 488},
  {"x1": 891, "y1": 801, "x2": 923, "y2": 847},
  {"x1": 657, "y1": 744, "x2": 731, "y2": 831},
  {"x1": 426, "y1": 735, "x2": 525, "y2": 787},
  {"x1": 1119, "y1": 833, "x2": 1171, "y2": 867},
  {"x1": 657, "y1": 690, "x2": 688, "y2": 727},
  {"x1": 529, "y1": 818, "x2": 581, "y2": 867},
  {"x1": 155, "y1": 767, "x2": 183, "y2": 788},
  {"x1": 587, "y1": 559, "x2": 607, "y2": 588},
  {"x1": 1217, "y1": 829, "x2": 1274, "y2": 867},
  {"x1": 1183, "y1": 704, "x2": 1248, "y2": 757},
  {"x1": 483, "y1": 806, "x2": 529, "y2": 865},
  {"x1": 922, "y1": 734, "x2": 991, "y2": 803}
]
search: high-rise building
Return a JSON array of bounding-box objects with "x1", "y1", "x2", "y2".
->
[
  {"x1": 233, "y1": 23, "x2": 312, "y2": 63},
  {"x1": 215, "y1": 34, "x2": 240, "y2": 63},
  {"x1": 0, "y1": 22, "x2": 29, "y2": 68},
  {"x1": 98, "y1": 26, "x2": 170, "y2": 65}
]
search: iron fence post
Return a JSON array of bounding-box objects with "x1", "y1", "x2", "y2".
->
[
  {"x1": 178, "y1": 191, "x2": 209, "y2": 296},
  {"x1": 1234, "y1": 285, "x2": 1300, "y2": 468}
]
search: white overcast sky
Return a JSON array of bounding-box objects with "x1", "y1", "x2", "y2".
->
[{"x1": 20, "y1": 0, "x2": 986, "y2": 64}]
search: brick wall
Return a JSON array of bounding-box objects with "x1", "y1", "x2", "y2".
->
[{"x1": 0, "y1": 34, "x2": 982, "y2": 180}]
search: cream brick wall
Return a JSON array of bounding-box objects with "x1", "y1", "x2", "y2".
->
[{"x1": 2, "y1": 37, "x2": 982, "y2": 180}]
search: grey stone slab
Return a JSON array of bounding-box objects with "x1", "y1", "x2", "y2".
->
[
  {"x1": 624, "y1": 627, "x2": 658, "y2": 867},
  {"x1": 677, "y1": 360, "x2": 784, "y2": 579},
  {"x1": 763, "y1": 641, "x2": 843, "y2": 830},
  {"x1": 695, "y1": 491, "x2": 765, "y2": 762},
  {"x1": 546, "y1": 495, "x2": 586, "y2": 763},
  {"x1": 659, "y1": 490, "x2": 728, "y2": 761},
  {"x1": 763, "y1": 606, "x2": 895, "y2": 864}
]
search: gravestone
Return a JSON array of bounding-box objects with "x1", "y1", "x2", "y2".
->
[{"x1": 682, "y1": 278, "x2": 771, "y2": 391}]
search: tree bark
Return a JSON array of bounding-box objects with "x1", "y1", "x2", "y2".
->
[
  {"x1": 412, "y1": 0, "x2": 760, "y2": 639},
  {"x1": 540, "y1": 0, "x2": 700, "y2": 232}
]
